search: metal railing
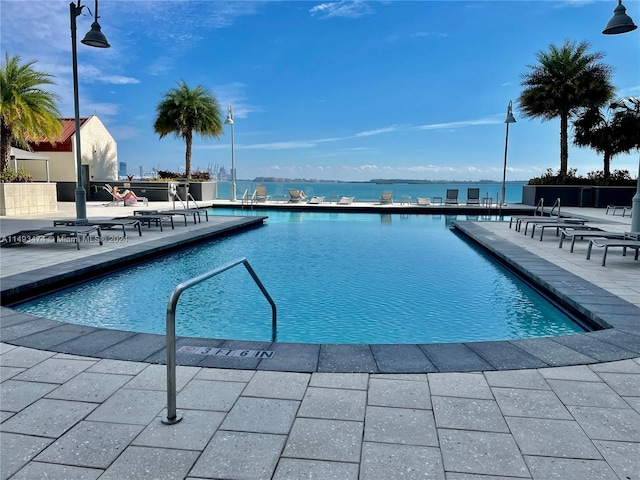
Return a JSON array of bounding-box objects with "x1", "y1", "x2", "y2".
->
[{"x1": 162, "y1": 257, "x2": 277, "y2": 425}]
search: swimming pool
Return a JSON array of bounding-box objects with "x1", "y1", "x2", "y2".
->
[{"x1": 14, "y1": 210, "x2": 586, "y2": 344}]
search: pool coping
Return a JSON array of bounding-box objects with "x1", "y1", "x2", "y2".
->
[{"x1": 1, "y1": 218, "x2": 639, "y2": 373}]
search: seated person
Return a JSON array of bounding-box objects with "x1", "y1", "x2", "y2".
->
[{"x1": 112, "y1": 186, "x2": 140, "y2": 203}]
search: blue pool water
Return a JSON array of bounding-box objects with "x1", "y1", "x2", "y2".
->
[{"x1": 14, "y1": 210, "x2": 585, "y2": 344}]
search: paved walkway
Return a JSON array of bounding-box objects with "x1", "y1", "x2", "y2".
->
[{"x1": 1, "y1": 201, "x2": 639, "y2": 479}]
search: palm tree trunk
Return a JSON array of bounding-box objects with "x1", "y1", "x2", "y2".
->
[
  {"x1": 1, "y1": 124, "x2": 12, "y2": 171},
  {"x1": 560, "y1": 113, "x2": 569, "y2": 179},
  {"x1": 185, "y1": 131, "x2": 192, "y2": 178},
  {"x1": 603, "y1": 151, "x2": 611, "y2": 184}
]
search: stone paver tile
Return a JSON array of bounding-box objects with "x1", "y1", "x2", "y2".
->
[
  {"x1": 242, "y1": 370, "x2": 310, "y2": 400},
  {"x1": 0, "y1": 398, "x2": 96, "y2": 438},
  {"x1": 220, "y1": 397, "x2": 299, "y2": 434},
  {"x1": 484, "y1": 369, "x2": 550, "y2": 390},
  {"x1": 283, "y1": 418, "x2": 363, "y2": 462},
  {"x1": 547, "y1": 379, "x2": 630, "y2": 408},
  {"x1": 298, "y1": 387, "x2": 366, "y2": 421},
  {"x1": 0, "y1": 346, "x2": 55, "y2": 368},
  {"x1": 506, "y1": 417, "x2": 602, "y2": 459},
  {"x1": 10, "y1": 462, "x2": 102, "y2": 480},
  {"x1": 367, "y1": 378, "x2": 431, "y2": 409},
  {"x1": 593, "y1": 440, "x2": 640, "y2": 480},
  {"x1": 86, "y1": 358, "x2": 149, "y2": 375},
  {"x1": 439, "y1": 429, "x2": 529, "y2": 478},
  {"x1": 133, "y1": 410, "x2": 224, "y2": 450},
  {"x1": 625, "y1": 396, "x2": 640, "y2": 414},
  {"x1": 86, "y1": 389, "x2": 166, "y2": 425},
  {"x1": 428, "y1": 373, "x2": 493, "y2": 399},
  {"x1": 272, "y1": 458, "x2": 359, "y2": 480},
  {"x1": 13, "y1": 358, "x2": 95, "y2": 384},
  {"x1": 525, "y1": 456, "x2": 617, "y2": 480},
  {"x1": 538, "y1": 365, "x2": 602, "y2": 382},
  {"x1": 0, "y1": 365, "x2": 25, "y2": 382},
  {"x1": 309, "y1": 372, "x2": 369, "y2": 390},
  {"x1": 371, "y1": 373, "x2": 428, "y2": 381},
  {"x1": 0, "y1": 343, "x2": 17, "y2": 354},
  {"x1": 98, "y1": 445, "x2": 198, "y2": 480},
  {"x1": 360, "y1": 442, "x2": 444, "y2": 480},
  {"x1": 176, "y1": 379, "x2": 245, "y2": 411},
  {"x1": 124, "y1": 364, "x2": 198, "y2": 391},
  {"x1": 0, "y1": 432, "x2": 52, "y2": 480},
  {"x1": 446, "y1": 474, "x2": 527, "y2": 480},
  {"x1": 0, "y1": 379, "x2": 57, "y2": 411},
  {"x1": 0, "y1": 411, "x2": 15, "y2": 423},
  {"x1": 35, "y1": 420, "x2": 143, "y2": 468},
  {"x1": 568, "y1": 405, "x2": 640, "y2": 441},
  {"x1": 364, "y1": 405, "x2": 438, "y2": 446},
  {"x1": 433, "y1": 396, "x2": 509, "y2": 432},
  {"x1": 596, "y1": 372, "x2": 640, "y2": 396},
  {"x1": 194, "y1": 367, "x2": 255, "y2": 382},
  {"x1": 190, "y1": 431, "x2": 285, "y2": 479},
  {"x1": 492, "y1": 387, "x2": 572, "y2": 419},
  {"x1": 45, "y1": 372, "x2": 132, "y2": 403},
  {"x1": 590, "y1": 359, "x2": 640, "y2": 373}
]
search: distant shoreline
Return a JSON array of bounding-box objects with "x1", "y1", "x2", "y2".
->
[{"x1": 250, "y1": 178, "x2": 527, "y2": 185}]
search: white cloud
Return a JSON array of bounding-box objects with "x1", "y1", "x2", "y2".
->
[{"x1": 310, "y1": 1, "x2": 374, "y2": 18}]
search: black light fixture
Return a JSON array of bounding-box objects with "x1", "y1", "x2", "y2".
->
[{"x1": 603, "y1": 0, "x2": 637, "y2": 35}]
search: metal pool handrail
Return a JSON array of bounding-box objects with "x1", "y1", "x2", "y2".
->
[{"x1": 162, "y1": 257, "x2": 277, "y2": 425}]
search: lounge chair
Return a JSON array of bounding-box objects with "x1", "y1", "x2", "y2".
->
[
  {"x1": 605, "y1": 205, "x2": 631, "y2": 216},
  {"x1": 379, "y1": 191, "x2": 393, "y2": 204},
  {"x1": 466, "y1": 188, "x2": 480, "y2": 205},
  {"x1": 337, "y1": 196, "x2": 354, "y2": 205},
  {"x1": 417, "y1": 197, "x2": 431, "y2": 206},
  {"x1": 445, "y1": 189, "x2": 458, "y2": 205},
  {"x1": 1, "y1": 226, "x2": 103, "y2": 250},
  {"x1": 288, "y1": 189, "x2": 306, "y2": 203},
  {"x1": 559, "y1": 229, "x2": 628, "y2": 252},
  {"x1": 255, "y1": 185, "x2": 270, "y2": 202},
  {"x1": 308, "y1": 196, "x2": 324, "y2": 204},
  {"x1": 586, "y1": 238, "x2": 640, "y2": 266}
]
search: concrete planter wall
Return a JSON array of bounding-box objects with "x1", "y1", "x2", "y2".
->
[
  {"x1": 523, "y1": 185, "x2": 636, "y2": 208},
  {"x1": 0, "y1": 182, "x2": 58, "y2": 216}
]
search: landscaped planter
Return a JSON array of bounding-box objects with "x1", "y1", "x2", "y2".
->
[
  {"x1": 523, "y1": 185, "x2": 636, "y2": 208},
  {"x1": 0, "y1": 182, "x2": 58, "y2": 216}
]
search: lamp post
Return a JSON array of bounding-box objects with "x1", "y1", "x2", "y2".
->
[
  {"x1": 224, "y1": 103, "x2": 236, "y2": 202},
  {"x1": 70, "y1": 0, "x2": 110, "y2": 220},
  {"x1": 602, "y1": 1, "x2": 639, "y2": 232},
  {"x1": 501, "y1": 100, "x2": 516, "y2": 206}
]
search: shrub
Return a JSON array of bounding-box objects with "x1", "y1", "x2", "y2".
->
[
  {"x1": 156, "y1": 169, "x2": 210, "y2": 181},
  {"x1": 0, "y1": 167, "x2": 33, "y2": 183},
  {"x1": 528, "y1": 168, "x2": 635, "y2": 186}
]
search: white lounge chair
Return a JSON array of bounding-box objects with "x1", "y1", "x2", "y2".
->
[
  {"x1": 337, "y1": 197, "x2": 354, "y2": 205},
  {"x1": 379, "y1": 191, "x2": 393, "y2": 204},
  {"x1": 417, "y1": 197, "x2": 431, "y2": 206},
  {"x1": 308, "y1": 196, "x2": 324, "y2": 204}
]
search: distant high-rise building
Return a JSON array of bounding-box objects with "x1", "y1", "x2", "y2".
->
[{"x1": 118, "y1": 162, "x2": 127, "y2": 177}]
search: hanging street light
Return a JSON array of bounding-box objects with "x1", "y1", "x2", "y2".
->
[
  {"x1": 501, "y1": 101, "x2": 516, "y2": 206},
  {"x1": 603, "y1": 0, "x2": 637, "y2": 34},
  {"x1": 71, "y1": 0, "x2": 110, "y2": 220},
  {"x1": 224, "y1": 103, "x2": 236, "y2": 202}
]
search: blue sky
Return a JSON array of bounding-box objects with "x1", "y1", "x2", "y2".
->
[{"x1": 2, "y1": 0, "x2": 639, "y2": 181}]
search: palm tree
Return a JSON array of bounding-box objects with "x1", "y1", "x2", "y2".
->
[
  {"x1": 573, "y1": 106, "x2": 621, "y2": 183},
  {"x1": 0, "y1": 53, "x2": 62, "y2": 171},
  {"x1": 518, "y1": 40, "x2": 614, "y2": 179},
  {"x1": 153, "y1": 80, "x2": 223, "y2": 178},
  {"x1": 610, "y1": 96, "x2": 640, "y2": 154}
]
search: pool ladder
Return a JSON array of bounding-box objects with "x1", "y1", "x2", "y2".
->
[{"x1": 162, "y1": 257, "x2": 277, "y2": 425}]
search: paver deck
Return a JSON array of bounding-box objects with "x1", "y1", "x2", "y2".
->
[{"x1": 1, "y1": 200, "x2": 638, "y2": 479}]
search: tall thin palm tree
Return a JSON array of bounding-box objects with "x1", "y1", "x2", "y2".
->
[
  {"x1": 153, "y1": 80, "x2": 223, "y2": 178},
  {"x1": 0, "y1": 53, "x2": 62, "y2": 171},
  {"x1": 518, "y1": 40, "x2": 614, "y2": 179}
]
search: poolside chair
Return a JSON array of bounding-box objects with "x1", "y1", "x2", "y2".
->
[
  {"x1": 586, "y1": 238, "x2": 640, "y2": 266},
  {"x1": 337, "y1": 196, "x2": 354, "y2": 205},
  {"x1": 445, "y1": 189, "x2": 458, "y2": 205},
  {"x1": 417, "y1": 197, "x2": 431, "y2": 206},
  {"x1": 379, "y1": 191, "x2": 393, "y2": 204},
  {"x1": 104, "y1": 184, "x2": 148, "y2": 206},
  {"x1": 308, "y1": 196, "x2": 324, "y2": 204},
  {"x1": 466, "y1": 188, "x2": 480, "y2": 205},
  {"x1": 288, "y1": 189, "x2": 306, "y2": 203},
  {"x1": 255, "y1": 185, "x2": 270, "y2": 202}
]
